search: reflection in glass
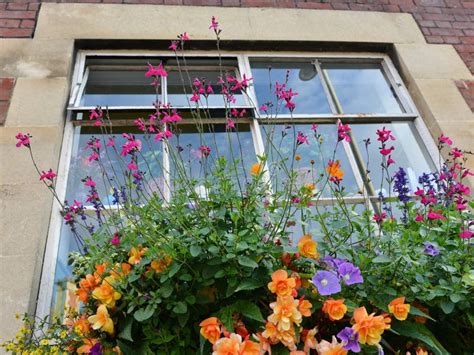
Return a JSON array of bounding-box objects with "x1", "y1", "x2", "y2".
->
[
  {"x1": 169, "y1": 123, "x2": 255, "y2": 190},
  {"x1": 82, "y1": 70, "x2": 159, "y2": 107},
  {"x1": 250, "y1": 60, "x2": 332, "y2": 115},
  {"x1": 261, "y1": 124, "x2": 359, "y2": 196},
  {"x1": 65, "y1": 126, "x2": 164, "y2": 206},
  {"x1": 324, "y1": 63, "x2": 404, "y2": 114},
  {"x1": 351, "y1": 122, "x2": 435, "y2": 195}
]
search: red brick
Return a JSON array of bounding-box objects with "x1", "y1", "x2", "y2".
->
[
  {"x1": 445, "y1": 0, "x2": 462, "y2": 7},
  {"x1": 123, "y1": 0, "x2": 163, "y2": 3},
  {"x1": 28, "y1": 3, "x2": 41, "y2": 10},
  {"x1": 422, "y1": 13, "x2": 455, "y2": 20},
  {"x1": 297, "y1": 2, "x2": 332, "y2": 9},
  {"x1": 183, "y1": 0, "x2": 221, "y2": 4},
  {"x1": 0, "y1": 27, "x2": 32, "y2": 37},
  {"x1": 0, "y1": 10, "x2": 37, "y2": 19},
  {"x1": 435, "y1": 21, "x2": 452, "y2": 28},
  {"x1": 164, "y1": 0, "x2": 184, "y2": 4},
  {"x1": 461, "y1": 36, "x2": 474, "y2": 44},
  {"x1": 383, "y1": 4, "x2": 401, "y2": 11},
  {"x1": 332, "y1": 3, "x2": 350, "y2": 9},
  {"x1": 20, "y1": 19, "x2": 35, "y2": 28},
  {"x1": 241, "y1": 0, "x2": 276, "y2": 6},
  {"x1": 0, "y1": 101, "x2": 10, "y2": 125},
  {"x1": 414, "y1": 0, "x2": 445, "y2": 6},
  {"x1": 442, "y1": 35, "x2": 462, "y2": 43},
  {"x1": 430, "y1": 27, "x2": 464, "y2": 36},
  {"x1": 222, "y1": 0, "x2": 241, "y2": 6},
  {"x1": 0, "y1": 19, "x2": 20, "y2": 27},
  {"x1": 425, "y1": 35, "x2": 445, "y2": 43},
  {"x1": 0, "y1": 78, "x2": 15, "y2": 101},
  {"x1": 389, "y1": 0, "x2": 414, "y2": 5},
  {"x1": 453, "y1": 21, "x2": 474, "y2": 29},
  {"x1": 6, "y1": 3, "x2": 29, "y2": 10},
  {"x1": 102, "y1": 0, "x2": 124, "y2": 3},
  {"x1": 455, "y1": 44, "x2": 474, "y2": 52},
  {"x1": 462, "y1": 1, "x2": 474, "y2": 9},
  {"x1": 418, "y1": 19, "x2": 437, "y2": 26}
]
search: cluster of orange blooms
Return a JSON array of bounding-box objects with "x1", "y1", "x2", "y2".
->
[{"x1": 68, "y1": 246, "x2": 173, "y2": 353}]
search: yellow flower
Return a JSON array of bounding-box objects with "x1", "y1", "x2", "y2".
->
[
  {"x1": 298, "y1": 298, "x2": 313, "y2": 317},
  {"x1": 150, "y1": 256, "x2": 173, "y2": 273},
  {"x1": 128, "y1": 245, "x2": 147, "y2": 265},
  {"x1": 388, "y1": 296, "x2": 410, "y2": 321},
  {"x1": 268, "y1": 296, "x2": 302, "y2": 331},
  {"x1": 315, "y1": 336, "x2": 347, "y2": 355},
  {"x1": 60, "y1": 330, "x2": 67, "y2": 339},
  {"x1": 92, "y1": 277, "x2": 121, "y2": 308},
  {"x1": 199, "y1": 317, "x2": 221, "y2": 345},
  {"x1": 40, "y1": 339, "x2": 49, "y2": 346},
  {"x1": 88, "y1": 304, "x2": 114, "y2": 334},
  {"x1": 322, "y1": 299, "x2": 347, "y2": 321},
  {"x1": 250, "y1": 162, "x2": 263, "y2": 175},
  {"x1": 297, "y1": 235, "x2": 320, "y2": 259},
  {"x1": 268, "y1": 269, "x2": 296, "y2": 297},
  {"x1": 352, "y1": 307, "x2": 390, "y2": 345}
]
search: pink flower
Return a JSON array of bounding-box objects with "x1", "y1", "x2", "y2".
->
[
  {"x1": 39, "y1": 169, "x2": 57, "y2": 181},
  {"x1": 15, "y1": 132, "x2": 31, "y2": 148},
  {"x1": 87, "y1": 151, "x2": 99, "y2": 162},
  {"x1": 128, "y1": 161, "x2": 138, "y2": 170},
  {"x1": 387, "y1": 156, "x2": 396, "y2": 166},
  {"x1": 438, "y1": 134, "x2": 453, "y2": 146},
  {"x1": 427, "y1": 209, "x2": 445, "y2": 220},
  {"x1": 179, "y1": 32, "x2": 190, "y2": 41},
  {"x1": 450, "y1": 148, "x2": 463, "y2": 159},
  {"x1": 372, "y1": 213, "x2": 386, "y2": 223},
  {"x1": 296, "y1": 132, "x2": 309, "y2": 145},
  {"x1": 120, "y1": 134, "x2": 142, "y2": 156},
  {"x1": 111, "y1": 233, "x2": 120, "y2": 246},
  {"x1": 337, "y1": 122, "x2": 351, "y2": 142},
  {"x1": 89, "y1": 108, "x2": 103, "y2": 121},
  {"x1": 380, "y1": 146, "x2": 395, "y2": 156},
  {"x1": 199, "y1": 145, "x2": 211, "y2": 157},
  {"x1": 206, "y1": 84, "x2": 214, "y2": 94},
  {"x1": 226, "y1": 118, "x2": 235, "y2": 130},
  {"x1": 169, "y1": 41, "x2": 178, "y2": 51},
  {"x1": 209, "y1": 16, "x2": 219, "y2": 31},
  {"x1": 146, "y1": 62, "x2": 167, "y2": 78},
  {"x1": 190, "y1": 92, "x2": 200, "y2": 102},
  {"x1": 415, "y1": 213, "x2": 424, "y2": 222},
  {"x1": 84, "y1": 177, "x2": 96, "y2": 188},
  {"x1": 230, "y1": 74, "x2": 252, "y2": 91},
  {"x1": 311, "y1": 124, "x2": 318, "y2": 132},
  {"x1": 106, "y1": 138, "x2": 115, "y2": 147},
  {"x1": 260, "y1": 104, "x2": 268, "y2": 112},
  {"x1": 376, "y1": 127, "x2": 395, "y2": 142},
  {"x1": 135, "y1": 118, "x2": 146, "y2": 132},
  {"x1": 460, "y1": 228, "x2": 473, "y2": 239},
  {"x1": 154, "y1": 129, "x2": 173, "y2": 142}
]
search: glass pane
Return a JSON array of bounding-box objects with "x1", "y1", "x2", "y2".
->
[
  {"x1": 82, "y1": 70, "x2": 160, "y2": 106},
  {"x1": 323, "y1": 63, "x2": 404, "y2": 114},
  {"x1": 65, "y1": 126, "x2": 164, "y2": 206},
  {"x1": 261, "y1": 124, "x2": 360, "y2": 196},
  {"x1": 169, "y1": 123, "x2": 256, "y2": 191},
  {"x1": 250, "y1": 60, "x2": 332, "y2": 115},
  {"x1": 351, "y1": 122, "x2": 435, "y2": 196},
  {"x1": 167, "y1": 70, "x2": 246, "y2": 107}
]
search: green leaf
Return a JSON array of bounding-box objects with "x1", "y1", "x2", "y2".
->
[
  {"x1": 190, "y1": 245, "x2": 202, "y2": 257},
  {"x1": 208, "y1": 245, "x2": 219, "y2": 254},
  {"x1": 234, "y1": 300, "x2": 265, "y2": 322},
  {"x1": 179, "y1": 273, "x2": 193, "y2": 282},
  {"x1": 215, "y1": 269, "x2": 226, "y2": 278},
  {"x1": 167, "y1": 262, "x2": 181, "y2": 278},
  {"x1": 409, "y1": 306, "x2": 436, "y2": 322},
  {"x1": 372, "y1": 255, "x2": 392, "y2": 263},
  {"x1": 439, "y1": 300, "x2": 454, "y2": 314},
  {"x1": 449, "y1": 293, "x2": 462, "y2": 303},
  {"x1": 134, "y1": 305, "x2": 155, "y2": 322},
  {"x1": 117, "y1": 316, "x2": 134, "y2": 342},
  {"x1": 391, "y1": 321, "x2": 448, "y2": 355},
  {"x1": 238, "y1": 256, "x2": 258, "y2": 269},
  {"x1": 173, "y1": 302, "x2": 187, "y2": 314},
  {"x1": 217, "y1": 305, "x2": 235, "y2": 332},
  {"x1": 185, "y1": 295, "x2": 196, "y2": 305},
  {"x1": 235, "y1": 278, "x2": 264, "y2": 292},
  {"x1": 160, "y1": 282, "x2": 173, "y2": 298},
  {"x1": 177, "y1": 312, "x2": 189, "y2": 327}
]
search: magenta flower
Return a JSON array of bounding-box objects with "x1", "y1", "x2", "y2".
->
[
  {"x1": 84, "y1": 176, "x2": 96, "y2": 188},
  {"x1": 179, "y1": 32, "x2": 190, "y2": 41},
  {"x1": 460, "y1": 228, "x2": 473, "y2": 239},
  {"x1": 106, "y1": 137, "x2": 115, "y2": 147},
  {"x1": 376, "y1": 127, "x2": 395, "y2": 143},
  {"x1": 415, "y1": 213, "x2": 424, "y2": 222},
  {"x1": 259, "y1": 104, "x2": 268, "y2": 112},
  {"x1": 427, "y1": 208, "x2": 445, "y2": 220},
  {"x1": 380, "y1": 146, "x2": 395, "y2": 156},
  {"x1": 15, "y1": 132, "x2": 31, "y2": 148},
  {"x1": 387, "y1": 156, "x2": 396, "y2": 166},
  {"x1": 337, "y1": 262, "x2": 363, "y2": 285},
  {"x1": 169, "y1": 41, "x2": 178, "y2": 51},
  {"x1": 111, "y1": 233, "x2": 120, "y2": 246},
  {"x1": 209, "y1": 16, "x2": 219, "y2": 31},
  {"x1": 451, "y1": 148, "x2": 463, "y2": 159},
  {"x1": 296, "y1": 132, "x2": 309, "y2": 145},
  {"x1": 145, "y1": 62, "x2": 167, "y2": 78},
  {"x1": 127, "y1": 161, "x2": 138, "y2": 170},
  {"x1": 337, "y1": 122, "x2": 351, "y2": 142},
  {"x1": 337, "y1": 327, "x2": 360, "y2": 353},
  {"x1": 87, "y1": 151, "x2": 99, "y2": 162},
  {"x1": 134, "y1": 118, "x2": 146, "y2": 132},
  {"x1": 311, "y1": 123, "x2": 318, "y2": 132},
  {"x1": 199, "y1": 145, "x2": 211, "y2": 157},
  {"x1": 39, "y1": 169, "x2": 57, "y2": 182},
  {"x1": 311, "y1": 270, "x2": 341, "y2": 296},
  {"x1": 154, "y1": 129, "x2": 173, "y2": 142},
  {"x1": 190, "y1": 92, "x2": 200, "y2": 102},
  {"x1": 372, "y1": 213, "x2": 386, "y2": 223},
  {"x1": 438, "y1": 134, "x2": 453, "y2": 146},
  {"x1": 226, "y1": 118, "x2": 235, "y2": 130}
]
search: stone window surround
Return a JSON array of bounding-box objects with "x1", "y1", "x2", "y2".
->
[{"x1": 0, "y1": 3, "x2": 473, "y2": 341}]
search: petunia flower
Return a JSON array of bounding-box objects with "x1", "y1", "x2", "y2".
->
[
  {"x1": 337, "y1": 327, "x2": 360, "y2": 353},
  {"x1": 337, "y1": 262, "x2": 364, "y2": 285},
  {"x1": 460, "y1": 228, "x2": 473, "y2": 239},
  {"x1": 311, "y1": 270, "x2": 341, "y2": 296},
  {"x1": 423, "y1": 241, "x2": 439, "y2": 256}
]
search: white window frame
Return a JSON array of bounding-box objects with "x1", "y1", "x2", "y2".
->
[{"x1": 36, "y1": 49, "x2": 440, "y2": 320}]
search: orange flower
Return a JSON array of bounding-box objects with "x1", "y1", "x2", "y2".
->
[
  {"x1": 268, "y1": 296, "x2": 302, "y2": 331},
  {"x1": 74, "y1": 315, "x2": 90, "y2": 336},
  {"x1": 352, "y1": 307, "x2": 390, "y2": 345},
  {"x1": 322, "y1": 299, "x2": 347, "y2": 321},
  {"x1": 388, "y1": 297, "x2": 410, "y2": 321},
  {"x1": 303, "y1": 183, "x2": 316, "y2": 196},
  {"x1": 77, "y1": 274, "x2": 98, "y2": 303},
  {"x1": 151, "y1": 256, "x2": 173, "y2": 273},
  {"x1": 290, "y1": 351, "x2": 305, "y2": 355},
  {"x1": 297, "y1": 235, "x2": 320, "y2": 259},
  {"x1": 327, "y1": 160, "x2": 344, "y2": 180},
  {"x1": 298, "y1": 298, "x2": 312, "y2": 317},
  {"x1": 295, "y1": 154, "x2": 301, "y2": 161},
  {"x1": 302, "y1": 327, "x2": 318, "y2": 353},
  {"x1": 315, "y1": 336, "x2": 347, "y2": 355},
  {"x1": 128, "y1": 245, "x2": 148, "y2": 265},
  {"x1": 94, "y1": 263, "x2": 108, "y2": 281},
  {"x1": 199, "y1": 317, "x2": 221, "y2": 344},
  {"x1": 262, "y1": 321, "x2": 278, "y2": 343},
  {"x1": 240, "y1": 339, "x2": 261, "y2": 355},
  {"x1": 92, "y1": 277, "x2": 122, "y2": 308},
  {"x1": 110, "y1": 263, "x2": 132, "y2": 280},
  {"x1": 254, "y1": 332, "x2": 272, "y2": 354},
  {"x1": 268, "y1": 269, "x2": 296, "y2": 297},
  {"x1": 250, "y1": 162, "x2": 263, "y2": 175},
  {"x1": 212, "y1": 333, "x2": 242, "y2": 355},
  {"x1": 416, "y1": 347, "x2": 428, "y2": 355},
  {"x1": 77, "y1": 338, "x2": 98, "y2": 354},
  {"x1": 88, "y1": 304, "x2": 114, "y2": 334}
]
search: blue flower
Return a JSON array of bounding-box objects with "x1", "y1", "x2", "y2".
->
[
  {"x1": 337, "y1": 262, "x2": 364, "y2": 285},
  {"x1": 423, "y1": 241, "x2": 440, "y2": 256},
  {"x1": 311, "y1": 271, "x2": 341, "y2": 296},
  {"x1": 337, "y1": 327, "x2": 360, "y2": 353}
]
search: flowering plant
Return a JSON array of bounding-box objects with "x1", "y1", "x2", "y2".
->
[{"x1": 4, "y1": 17, "x2": 473, "y2": 355}]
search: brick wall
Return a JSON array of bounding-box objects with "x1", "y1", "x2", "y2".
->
[{"x1": 1, "y1": 0, "x2": 473, "y2": 111}]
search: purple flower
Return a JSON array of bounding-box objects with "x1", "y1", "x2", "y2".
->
[
  {"x1": 322, "y1": 256, "x2": 346, "y2": 269},
  {"x1": 311, "y1": 271, "x2": 341, "y2": 296},
  {"x1": 337, "y1": 327, "x2": 360, "y2": 353},
  {"x1": 90, "y1": 343, "x2": 102, "y2": 355},
  {"x1": 423, "y1": 242, "x2": 440, "y2": 256},
  {"x1": 337, "y1": 262, "x2": 364, "y2": 285}
]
